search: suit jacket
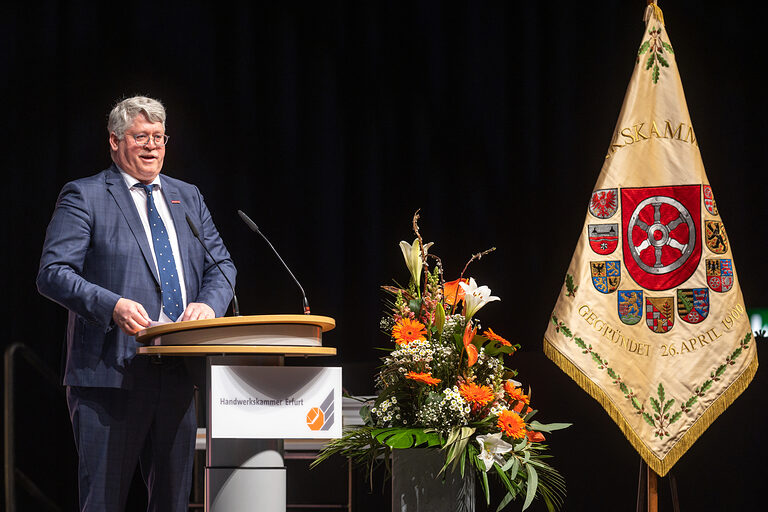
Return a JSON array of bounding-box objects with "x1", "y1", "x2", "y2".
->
[{"x1": 37, "y1": 164, "x2": 236, "y2": 389}]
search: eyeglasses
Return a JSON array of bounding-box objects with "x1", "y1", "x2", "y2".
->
[{"x1": 130, "y1": 133, "x2": 170, "y2": 147}]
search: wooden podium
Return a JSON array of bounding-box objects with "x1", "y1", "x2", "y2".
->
[{"x1": 137, "y1": 315, "x2": 337, "y2": 512}]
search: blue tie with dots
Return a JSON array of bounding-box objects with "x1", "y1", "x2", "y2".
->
[{"x1": 138, "y1": 184, "x2": 184, "y2": 321}]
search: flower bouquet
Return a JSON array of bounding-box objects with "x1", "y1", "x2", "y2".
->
[{"x1": 313, "y1": 215, "x2": 570, "y2": 511}]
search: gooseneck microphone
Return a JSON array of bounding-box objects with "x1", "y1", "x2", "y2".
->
[
  {"x1": 237, "y1": 209, "x2": 311, "y2": 315},
  {"x1": 185, "y1": 214, "x2": 241, "y2": 317}
]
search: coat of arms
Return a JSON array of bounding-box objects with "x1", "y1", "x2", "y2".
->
[
  {"x1": 620, "y1": 185, "x2": 701, "y2": 291},
  {"x1": 676, "y1": 288, "x2": 709, "y2": 324},
  {"x1": 589, "y1": 188, "x2": 618, "y2": 219},
  {"x1": 706, "y1": 258, "x2": 734, "y2": 292},
  {"x1": 590, "y1": 261, "x2": 621, "y2": 293},
  {"x1": 646, "y1": 296, "x2": 675, "y2": 333},
  {"x1": 703, "y1": 185, "x2": 718, "y2": 216},
  {"x1": 704, "y1": 220, "x2": 728, "y2": 254},
  {"x1": 588, "y1": 224, "x2": 619, "y2": 255},
  {"x1": 617, "y1": 290, "x2": 643, "y2": 325}
]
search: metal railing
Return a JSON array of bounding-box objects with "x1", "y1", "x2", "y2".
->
[{"x1": 4, "y1": 342, "x2": 65, "y2": 512}]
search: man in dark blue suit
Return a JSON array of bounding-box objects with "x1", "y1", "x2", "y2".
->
[{"x1": 37, "y1": 96, "x2": 237, "y2": 511}]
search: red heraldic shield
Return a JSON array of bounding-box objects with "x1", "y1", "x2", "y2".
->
[{"x1": 621, "y1": 185, "x2": 701, "y2": 291}]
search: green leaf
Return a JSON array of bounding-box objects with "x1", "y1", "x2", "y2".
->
[
  {"x1": 481, "y1": 469, "x2": 491, "y2": 505},
  {"x1": 642, "y1": 412, "x2": 656, "y2": 427},
  {"x1": 522, "y1": 464, "x2": 539, "y2": 511},
  {"x1": 650, "y1": 397, "x2": 661, "y2": 415},
  {"x1": 565, "y1": 274, "x2": 578, "y2": 296},
  {"x1": 528, "y1": 421, "x2": 572, "y2": 432},
  {"x1": 669, "y1": 411, "x2": 683, "y2": 424},
  {"x1": 494, "y1": 463, "x2": 518, "y2": 500},
  {"x1": 631, "y1": 397, "x2": 642, "y2": 411},
  {"x1": 484, "y1": 340, "x2": 520, "y2": 357},
  {"x1": 662, "y1": 41, "x2": 674, "y2": 53},
  {"x1": 638, "y1": 40, "x2": 650, "y2": 55},
  {"x1": 373, "y1": 428, "x2": 440, "y2": 449},
  {"x1": 359, "y1": 405, "x2": 372, "y2": 425},
  {"x1": 646, "y1": 53, "x2": 655, "y2": 70},
  {"x1": 381, "y1": 432, "x2": 419, "y2": 449},
  {"x1": 657, "y1": 54, "x2": 669, "y2": 67},
  {"x1": 453, "y1": 333, "x2": 465, "y2": 351},
  {"x1": 496, "y1": 492, "x2": 515, "y2": 512},
  {"x1": 657, "y1": 383, "x2": 666, "y2": 404},
  {"x1": 444, "y1": 426, "x2": 461, "y2": 446},
  {"x1": 663, "y1": 399, "x2": 675, "y2": 414},
  {"x1": 560, "y1": 325, "x2": 573, "y2": 338},
  {"x1": 574, "y1": 337, "x2": 587, "y2": 349},
  {"x1": 442, "y1": 427, "x2": 475, "y2": 472},
  {"x1": 509, "y1": 457, "x2": 520, "y2": 478}
]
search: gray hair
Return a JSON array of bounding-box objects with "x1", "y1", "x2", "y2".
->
[{"x1": 107, "y1": 96, "x2": 166, "y2": 139}]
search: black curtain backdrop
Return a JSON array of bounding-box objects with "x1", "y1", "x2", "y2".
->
[{"x1": 2, "y1": 2, "x2": 766, "y2": 510}]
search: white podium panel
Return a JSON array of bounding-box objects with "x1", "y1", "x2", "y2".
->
[
  {"x1": 210, "y1": 366, "x2": 342, "y2": 439},
  {"x1": 207, "y1": 468, "x2": 286, "y2": 512}
]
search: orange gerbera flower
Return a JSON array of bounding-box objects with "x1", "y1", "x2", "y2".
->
[
  {"x1": 405, "y1": 371, "x2": 441, "y2": 386},
  {"x1": 483, "y1": 328, "x2": 512, "y2": 347},
  {"x1": 504, "y1": 382, "x2": 530, "y2": 405},
  {"x1": 497, "y1": 410, "x2": 526, "y2": 439},
  {"x1": 459, "y1": 382, "x2": 495, "y2": 406},
  {"x1": 392, "y1": 318, "x2": 427, "y2": 344},
  {"x1": 443, "y1": 278, "x2": 469, "y2": 306}
]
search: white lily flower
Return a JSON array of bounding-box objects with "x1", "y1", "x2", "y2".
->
[
  {"x1": 459, "y1": 278, "x2": 500, "y2": 319},
  {"x1": 476, "y1": 432, "x2": 514, "y2": 472},
  {"x1": 399, "y1": 238, "x2": 433, "y2": 288}
]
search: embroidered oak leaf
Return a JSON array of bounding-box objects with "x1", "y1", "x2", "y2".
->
[
  {"x1": 637, "y1": 25, "x2": 674, "y2": 84},
  {"x1": 668, "y1": 410, "x2": 683, "y2": 425},
  {"x1": 565, "y1": 274, "x2": 578, "y2": 297}
]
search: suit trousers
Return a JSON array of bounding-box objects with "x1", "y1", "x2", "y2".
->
[{"x1": 66, "y1": 358, "x2": 196, "y2": 512}]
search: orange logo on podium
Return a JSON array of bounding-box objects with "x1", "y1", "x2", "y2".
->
[{"x1": 306, "y1": 407, "x2": 325, "y2": 430}]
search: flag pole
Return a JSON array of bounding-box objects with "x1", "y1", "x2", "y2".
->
[{"x1": 646, "y1": 464, "x2": 658, "y2": 512}]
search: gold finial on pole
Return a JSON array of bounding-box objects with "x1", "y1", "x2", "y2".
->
[{"x1": 644, "y1": 0, "x2": 665, "y2": 25}]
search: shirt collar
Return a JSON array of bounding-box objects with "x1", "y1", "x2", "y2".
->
[{"x1": 116, "y1": 165, "x2": 162, "y2": 190}]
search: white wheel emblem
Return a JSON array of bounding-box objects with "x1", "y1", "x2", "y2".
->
[{"x1": 627, "y1": 196, "x2": 695, "y2": 275}]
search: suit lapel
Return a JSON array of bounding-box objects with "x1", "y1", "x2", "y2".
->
[
  {"x1": 161, "y1": 176, "x2": 195, "y2": 299},
  {"x1": 105, "y1": 166, "x2": 160, "y2": 286}
]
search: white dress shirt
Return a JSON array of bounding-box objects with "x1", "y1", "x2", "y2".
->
[{"x1": 118, "y1": 168, "x2": 188, "y2": 322}]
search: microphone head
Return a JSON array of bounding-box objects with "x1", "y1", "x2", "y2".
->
[
  {"x1": 237, "y1": 209, "x2": 260, "y2": 233},
  {"x1": 185, "y1": 214, "x2": 200, "y2": 238}
]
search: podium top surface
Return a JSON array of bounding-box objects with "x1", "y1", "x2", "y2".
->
[
  {"x1": 136, "y1": 345, "x2": 337, "y2": 356},
  {"x1": 135, "y1": 314, "x2": 335, "y2": 344}
]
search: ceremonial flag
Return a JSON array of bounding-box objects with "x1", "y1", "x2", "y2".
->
[{"x1": 543, "y1": 2, "x2": 757, "y2": 476}]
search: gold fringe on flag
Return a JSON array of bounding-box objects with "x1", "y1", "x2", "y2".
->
[{"x1": 544, "y1": 335, "x2": 757, "y2": 476}]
